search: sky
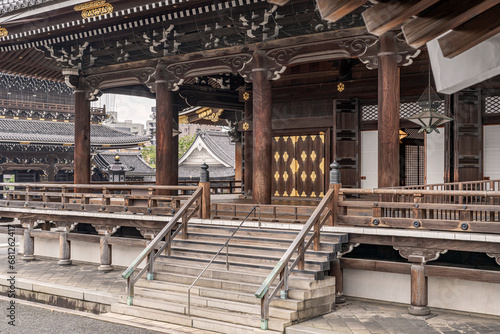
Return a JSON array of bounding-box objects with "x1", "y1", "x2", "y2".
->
[{"x1": 93, "y1": 94, "x2": 156, "y2": 126}]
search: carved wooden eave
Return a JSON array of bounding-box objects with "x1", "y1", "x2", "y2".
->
[
  {"x1": 280, "y1": 0, "x2": 500, "y2": 59},
  {"x1": 394, "y1": 246, "x2": 447, "y2": 264}
]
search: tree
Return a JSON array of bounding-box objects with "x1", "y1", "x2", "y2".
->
[
  {"x1": 141, "y1": 145, "x2": 156, "y2": 167},
  {"x1": 179, "y1": 134, "x2": 196, "y2": 158}
]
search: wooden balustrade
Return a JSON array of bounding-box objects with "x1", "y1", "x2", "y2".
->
[
  {"x1": 0, "y1": 98, "x2": 105, "y2": 115},
  {"x1": 337, "y1": 187, "x2": 500, "y2": 234},
  {"x1": 212, "y1": 203, "x2": 315, "y2": 224}
]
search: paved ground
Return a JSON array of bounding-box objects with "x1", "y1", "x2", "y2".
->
[
  {"x1": 288, "y1": 298, "x2": 500, "y2": 334},
  {"x1": 0, "y1": 299, "x2": 162, "y2": 334}
]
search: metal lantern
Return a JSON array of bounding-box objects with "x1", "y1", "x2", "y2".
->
[
  {"x1": 106, "y1": 155, "x2": 134, "y2": 182},
  {"x1": 408, "y1": 86, "x2": 453, "y2": 134}
]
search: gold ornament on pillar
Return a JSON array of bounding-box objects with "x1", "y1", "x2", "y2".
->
[
  {"x1": 337, "y1": 83, "x2": 345, "y2": 92},
  {"x1": 399, "y1": 129, "x2": 408, "y2": 143}
]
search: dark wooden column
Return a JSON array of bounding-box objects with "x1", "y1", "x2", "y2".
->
[
  {"x1": 74, "y1": 78, "x2": 91, "y2": 185},
  {"x1": 377, "y1": 32, "x2": 400, "y2": 188},
  {"x1": 172, "y1": 106, "x2": 179, "y2": 187},
  {"x1": 252, "y1": 50, "x2": 272, "y2": 204},
  {"x1": 156, "y1": 71, "x2": 175, "y2": 188},
  {"x1": 244, "y1": 90, "x2": 253, "y2": 196}
]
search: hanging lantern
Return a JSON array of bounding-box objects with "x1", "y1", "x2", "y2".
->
[{"x1": 408, "y1": 86, "x2": 453, "y2": 134}]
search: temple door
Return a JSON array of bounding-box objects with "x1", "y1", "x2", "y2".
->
[
  {"x1": 272, "y1": 134, "x2": 326, "y2": 198},
  {"x1": 332, "y1": 100, "x2": 361, "y2": 188},
  {"x1": 453, "y1": 90, "x2": 483, "y2": 182}
]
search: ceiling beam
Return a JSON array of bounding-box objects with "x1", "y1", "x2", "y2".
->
[
  {"x1": 362, "y1": 0, "x2": 440, "y2": 36},
  {"x1": 316, "y1": 0, "x2": 368, "y2": 22},
  {"x1": 402, "y1": 0, "x2": 499, "y2": 49},
  {"x1": 438, "y1": 4, "x2": 500, "y2": 58}
]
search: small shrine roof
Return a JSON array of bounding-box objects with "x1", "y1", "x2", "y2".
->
[{"x1": 95, "y1": 151, "x2": 155, "y2": 176}]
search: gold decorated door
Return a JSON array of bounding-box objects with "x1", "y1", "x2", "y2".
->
[{"x1": 272, "y1": 134, "x2": 326, "y2": 198}]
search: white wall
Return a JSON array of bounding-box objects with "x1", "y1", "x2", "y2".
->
[
  {"x1": 361, "y1": 131, "x2": 378, "y2": 189},
  {"x1": 344, "y1": 269, "x2": 500, "y2": 316},
  {"x1": 484, "y1": 125, "x2": 500, "y2": 181},
  {"x1": 425, "y1": 131, "x2": 445, "y2": 184}
]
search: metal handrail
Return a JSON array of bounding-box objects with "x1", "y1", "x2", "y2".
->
[
  {"x1": 121, "y1": 187, "x2": 203, "y2": 305},
  {"x1": 187, "y1": 206, "x2": 260, "y2": 317},
  {"x1": 254, "y1": 188, "x2": 334, "y2": 330}
]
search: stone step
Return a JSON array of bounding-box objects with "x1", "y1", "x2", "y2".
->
[
  {"x1": 153, "y1": 263, "x2": 331, "y2": 290},
  {"x1": 110, "y1": 303, "x2": 282, "y2": 334},
  {"x1": 127, "y1": 288, "x2": 298, "y2": 321},
  {"x1": 171, "y1": 239, "x2": 336, "y2": 260},
  {"x1": 155, "y1": 257, "x2": 323, "y2": 280},
  {"x1": 135, "y1": 279, "x2": 305, "y2": 311},
  {"x1": 162, "y1": 251, "x2": 330, "y2": 272},
  {"x1": 188, "y1": 224, "x2": 348, "y2": 244}
]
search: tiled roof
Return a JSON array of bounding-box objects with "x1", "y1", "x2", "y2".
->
[
  {"x1": 0, "y1": 118, "x2": 149, "y2": 146},
  {"x1": 179, "y1": 166, "x2": 235, "y2": 180},
  {"x1": 95, "y1": 151, "x2": 155, "y2": 176},
  {"x1": 0, "y1": 0, "x2": 54, "y2": 14},
  {"x1": 195, "y1": 129, "x2": 235, "y2": 167}
]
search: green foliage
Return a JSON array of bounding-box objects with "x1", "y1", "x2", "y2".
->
[
  {"x1": 179, "y1": 134, "x2": 196, "y2": 159},
  {"x1": 141, "y1": 145, "x2": 156, "y2": 168}
]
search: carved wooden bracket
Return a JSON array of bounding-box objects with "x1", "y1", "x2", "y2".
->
[
  {"x1": 358, "y1": 32, "x2": 421, "y2": 70},
  {"x1": 93, "y1": 225, "x2": 121, "y2": 236},
  {"x1": 54, "y1": 222, "x2": 78, "y2": 232},
  {"x1": 487, "y1": 253, "x2": 500, "y2": 266},
  {"x1": 394, "y1": 246, "x2": 447, "y2": 264},
  {"x1": 338, "y1": 242, "x2": 360, "y2": 258},
  {"x1": 20, "y1": 219, "x2": 41, "y2": 229},
  {"x1": 84, "y1": 67, "x2": 156, "y2": 100},
  {"x1": 136, "y1": 228, "x2": 162, "y2": 240}
]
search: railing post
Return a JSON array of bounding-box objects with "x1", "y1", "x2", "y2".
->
[
  {"x1": 200, "y1": 163, "x2": 211, "y2": 219},
  {"x1": 58, "y1": 232, "x2": 72, "y2": 265},
  {"x1": 21, "y1": 219, "x2": 38, "y2": 262},
  {"x1": 261, "y1": 291, "x2": 269, "y2": 330},
  {"x1": 182, "y1": 212, "x2": 188, "y2": 240},
  {"x1": 297, "y1": 239, "x2": 305, "y2": 271},
  {"x1": 409, "y1": 258, "x2": 430, "y2": 316},
  {"x1": 280, "y1": 266, "x2": 288, "y2": 299},
  {"x1": 329, "y1": 161, "x2": 342, "y2": 226},
  {"x1": 313, "y1": 217, "x2": 320, "y2": 251}
]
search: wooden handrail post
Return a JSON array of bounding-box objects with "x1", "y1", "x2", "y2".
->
[
  {"x1": 58, "y1": 232, "x2": 72, "y2": 266},
  {"x1": 22, "y1": 220, "x2": 37, "y2": 262},
  {"x1": 330, "y1": 161, "x2": 342, "y2": 226},
  {"x1": 200, "y1": 163, "x2": 211, "y2": 219},
  {"x1": 409, "y1": 258, "x2": 430, "y2": 316}
]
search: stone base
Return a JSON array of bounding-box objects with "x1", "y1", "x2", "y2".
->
[
  {"x1": 336, "y1": 295, "x2": 346, "y2": 304},
  {"x1": 408, "y1": 306, "x2": 431, "y2": 316},
  {"x1": 98, "y1": 265, "x2": 114, "y2": 272},
  {"x1": 22, "y1": 255, "x2": 35, "y2": 262},
  {"x1": 57, "y1": 259, "x2": 72, "y2": 266}
]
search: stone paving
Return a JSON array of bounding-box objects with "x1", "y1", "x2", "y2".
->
[{"x1": 287, "y1": 298, "x2": 500, "y2": 334}]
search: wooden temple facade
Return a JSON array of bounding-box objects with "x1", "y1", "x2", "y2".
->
[{"x1": 1, "y1": 0, "x2": 500, "y2": 331}]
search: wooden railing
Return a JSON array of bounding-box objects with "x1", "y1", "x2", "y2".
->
[
  {"x1": 396, "y1": 179, "x2": 500, "y2": 192},
  {"x1": 212, "y1": 203, "x2": 316, "y2": 223},
  {"x1": 254, "y1": 187, "x2": 334, "y2": 330},
  {"x1": 94, "y1": 180, "x2": 241, "y2": 195},
  {"x1": 0, "y1": 98, "x2": 105, "y2": 114},
  {"x1": 337, "y1": 187, "x2": 500, "y2": 234},
  {"x1": 0, "y1": 183, "x2": 200, "y2": 216},
  {"x1": 121, "y1": 187, "x2": 203, "y2": 306}
]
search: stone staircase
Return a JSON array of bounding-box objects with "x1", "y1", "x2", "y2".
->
[{"x1": 109, "y1": 223, "x2": 348, "y2": 333}]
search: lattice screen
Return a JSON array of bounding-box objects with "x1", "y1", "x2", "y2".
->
[
  {"x1": 405, "y1": 145, "x2": 425, "y2": 186},
  {"x1": 362, "y1": 101, "x2": 445, "y2": 121},
  {"x1": 485, "y1": 96, "x2": 500, "y2": 114}
]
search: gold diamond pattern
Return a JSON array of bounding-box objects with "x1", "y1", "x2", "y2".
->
[
  {"x1": 290, "y1": 188, "x2": 299, "y2": 197},
  {"x1": 291, "y1": 136, "x2": 298, "y2": 146},
  {"x1": 290, "y1": 159, "x2": 299, "y2": 174},
  {"x1": 311, "y1": 171, "x2": 317, "y2": 182},
  {"x1": 274, "y1": 137, "x2": 279, "y2": 142},
  {"x1": 283, "y1": 171, "x2": 289, "y2": 182},
  {"x1": 243, "y1": 122, "x2": 249, "y2": 131},
  {"x1": 301, "y1": 171, "x2": 307, "y2": 182},
  {"x1": 320, "y1": 158, "x2": 325, "y2": 174},
  {"x1": 274, "y1": 171, "x2": 280, "y2": 182},
  {"x1": 274, "y1": 152, "x2": 280, "y2": 162},
  {"x1": 311, "y1": 135, "x2": 316, "y2": 141},
  {"x1": 283, "y1": 191, "x2": 289, "y2": 197},
  {"x1": 301, "y1": 151, "x2": 307, "y2": 162},
  {"x1": 275, "y1": 191, "x2": 280, "y2": 196},
  {"x1": 301, "y1": 191, "x2": 307, "y2": 197},
  {"x1": 283, "y1": 151, "x2": 289, "y2": 162},
  {"x1": 301, "y1": 135, "x2": 307, "y2": 142},
  {"x1": 310, "y1": 151, "x2": 317, "y2": 161},
  {"x1": 311, "y1": 191, "x2": 317, "y2": 198},
  {"x1": 319, "y1": 134, "x2": 325, "y2": 143},
  {"x1": 319, "y1": 191, "x2": 324, "y2": 198}
]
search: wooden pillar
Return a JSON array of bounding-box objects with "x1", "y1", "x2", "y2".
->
[
  {"x1": 235, "y1": 141, "x2": 242, "y2": 182},
  {"x1": 172, "y1": 106, "x2": 179, "y2": 188},
  {"x1": 332, "y1": 258, "x2": 345, "y2": 303},
  {"x1": 22, "y1": 228, "x2": 35, "y2": 261},
  {"x1": 99, "y1": 236, "x2": 113, "y2": 271},
  {"x1": 200, "y1": 163, "x2": 211, "y2": 219},
  {"x1": 156, "y1": 69, "x2": 175, "y2": 189},
  {"x1": 244, "y1": 89, "x2": 253, "y2": 196},
  {"x1": 377, "y1": 32, "x2": 400, "y2": 188},
  {"x1": 409, "y1": 262, "x2": 430, "y2": 315},
  {"x1": 74, "y1": 79, "x2": 91, "y2": 185},
  {"x1": 252, "y1": 50, "x2": 272, "y2": 204}
]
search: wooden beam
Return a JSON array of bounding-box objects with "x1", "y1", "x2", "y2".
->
[
  {"x1": 74, "y1": 78, "x2": 91, "y2": 185},
  {"x1": 438, "y1": 4, "x2": 500, "y2": 58},
  {"x1": 317, "y1": 0, "x2": 369, "y2": 22},
  {"x1": 362, "y1": 0, "x2": 440, "y2": 36},
  {"x1": 402, "y1": 0, "x2": 500, "y2": 49},
  {"x1": 266, "y1": 0, "x2": 290, "y2": 5}
]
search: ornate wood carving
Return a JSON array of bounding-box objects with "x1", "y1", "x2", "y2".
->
[
  {"x1": 136, "y1": 228, "x2": 162, "y2": 240},
  {"x1": 84, "y1": 67, "x2": 156, "y2": 100},
  {"x1": 358, "y1": 32, "x2": 421, "y2": 70},
  {"x1": 487, "y1": 253, "x2": 500, "y2": 266},
  {"x1": 394, "y1": 246, "x2": 447, "y2": 264},
  {"x1": 93, "y1": 225, "x2": 120, "y2": 236},
  {"x1": 54, "y1": 222, "x2": 78, "y2": 232},
  {"x1": 339, "y1": 242, "x2": 360, "y2": 257},
  {"x1": 20, "y1": 219, "x2": 41, "y2": 229}
]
